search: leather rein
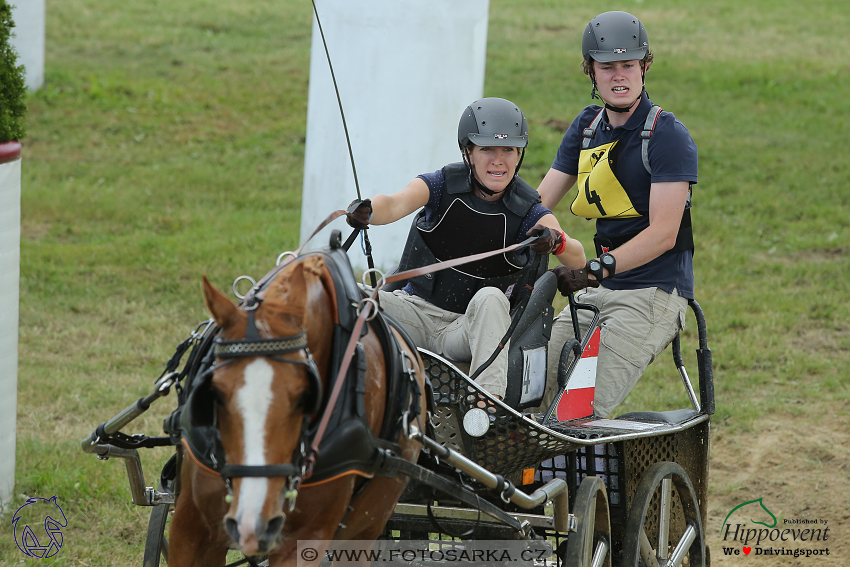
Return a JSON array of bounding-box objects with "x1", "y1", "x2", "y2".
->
[{"x1": 208, "y1": 210, "x2": 540, "y2": 496}]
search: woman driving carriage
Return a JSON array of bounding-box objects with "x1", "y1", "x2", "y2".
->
[
  {"x1": 346, "y1": 97, "x2": 585, "y2": 400},
  {"x1": 538, "y1": 11, "x2": 699, "y2": 417}
]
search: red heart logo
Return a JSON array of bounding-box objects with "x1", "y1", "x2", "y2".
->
[{"x1": 743, "y1": 547, "x2": 751, "y2": 555}]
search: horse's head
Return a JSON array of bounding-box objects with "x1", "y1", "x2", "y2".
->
[{"x1": 201, "y1": 255, "x2": 334, "y2": 556}]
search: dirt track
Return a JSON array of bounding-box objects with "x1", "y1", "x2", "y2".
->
[{"x1": 705, "y1": 403, "x2": 849, "y2": 565}]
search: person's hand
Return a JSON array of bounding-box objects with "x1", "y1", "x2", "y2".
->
[
  {"x1": 526, "y1": 224, "x2": 565, "y2": 255},
  {"x1": 345, "y1": 199, "x2": 372, "y2": 230},
  {"x1": 551, "y1": 264, "x2": 600, "y2": 296}
]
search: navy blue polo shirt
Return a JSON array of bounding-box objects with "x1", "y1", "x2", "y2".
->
[{"x1": 551, "y1": 94, "x2": 698, "y2": 298}]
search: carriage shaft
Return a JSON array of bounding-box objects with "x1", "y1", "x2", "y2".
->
[{"x1": 414, "y1": 429, "x2": 568, "y2": 510}]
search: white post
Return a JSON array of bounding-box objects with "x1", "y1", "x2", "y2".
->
[
  {"x1": 301, "y1": 0, "x2": 490, "y2": 270},
  {"x1": 0, "y1": 145, "x2": 21, "y2": 511},
  {"x1": 10, "y1": 0, "x2": 46, "y2": 91}
]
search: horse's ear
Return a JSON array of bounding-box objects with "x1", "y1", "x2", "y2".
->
[{"x1": 202, "y1": 275, "x2": 241, "y2": 330}]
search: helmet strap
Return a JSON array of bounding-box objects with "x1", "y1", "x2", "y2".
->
[{"x1": 604, "y1": 91, "x2": 642, "y2": 114}]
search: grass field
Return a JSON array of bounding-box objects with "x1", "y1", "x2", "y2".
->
[{"x1": 2, "y1": 0, "x2": 849, "y2": 564}]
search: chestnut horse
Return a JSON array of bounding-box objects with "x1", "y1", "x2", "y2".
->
[{"x1": 168, "y1": 253, "x2": 427, "y2": 566}]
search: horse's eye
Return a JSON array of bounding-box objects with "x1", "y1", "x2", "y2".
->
[
  {"x1": 210, "y1": 386, "x2": 225, "y2": 406},
  {"x1": 298, "y1": 389, "x2": 317, "y2": 412}
]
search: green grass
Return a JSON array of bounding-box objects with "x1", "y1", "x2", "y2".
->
[{"x1": 3, "y1": 0, "x2": 850, "y2": 564}]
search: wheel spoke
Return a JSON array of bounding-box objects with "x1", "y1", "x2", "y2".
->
[
  {"x1": 657, "y1": 476, "x2": 673, "y2": 561},
  {"x1": 590, "y1": 540, "x2": 608, "y2": 567},
  {"x1": 668, "y1": 522, "x2": 698, "y2": 567},
  {"x1": 623, "y1": 462, "x2": 705, "y2": 567},
  {"x1": 639, "y1": 529, "x2": 660, "y2": 567}
]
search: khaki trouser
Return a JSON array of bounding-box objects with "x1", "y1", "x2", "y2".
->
[
  {"x1": 378, "y1": 287, "x2": 511, "y2": 398},
  {"x1": 542, "y1": 286, "x2": 688, "y2": 417}
]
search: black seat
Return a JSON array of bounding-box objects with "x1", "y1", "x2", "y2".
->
[{"x1": 615, "y1": 409, "x2": 699, "y2": 425}]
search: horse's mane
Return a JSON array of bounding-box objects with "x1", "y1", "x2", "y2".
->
[{"x1": 259, "y1": 255, "x2": 338, "y2": 333}]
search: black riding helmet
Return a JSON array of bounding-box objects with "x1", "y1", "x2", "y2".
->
[
  {"x1": 582, "y1": 11, "x2": 650, "y2": 112},
  {"x1": 457, "y1": 98, "x2": 528, "y2": 196}
]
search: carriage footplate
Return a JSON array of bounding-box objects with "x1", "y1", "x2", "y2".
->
[{"x1": 546, "y1": 417, "x2": 668, "y2": 438}]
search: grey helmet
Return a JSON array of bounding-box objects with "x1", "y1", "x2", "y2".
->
[
  {"x1": 458, "y1": 98, "x2": 528, "y2": 150},
  {"x1": 582, "y1": 11, "x2": 649, "y2": 63}
]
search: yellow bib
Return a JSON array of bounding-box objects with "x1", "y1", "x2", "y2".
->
[{"x1": 571, "y1": 141, "x2": 641, "y2": 219}]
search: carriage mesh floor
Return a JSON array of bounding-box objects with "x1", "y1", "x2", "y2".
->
[{"x1": 423, "y1": 350, "x2": 693, "y2": 476}]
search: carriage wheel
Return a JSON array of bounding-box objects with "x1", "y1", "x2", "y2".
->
[
  {"x1": 563, "y1": 476, "x2": 612, "y2": 567},
  {"x1": 622, "y1": 462, "x2": 705, "y2": 567},
  {"x1": 143, "y1": 502, "x2": 170, "y2": 567}
]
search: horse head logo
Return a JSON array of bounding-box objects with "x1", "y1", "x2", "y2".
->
[
  {"x1": 11, "y1": 496, "x2": 67, "y2": 558},
  {"x1": 721, "y1": 497, "x2": 777, "y2": 534}
]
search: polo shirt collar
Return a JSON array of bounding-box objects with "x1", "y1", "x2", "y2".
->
[{"x1": 603, "y1": 92, "x2": 652, "y2": 131}]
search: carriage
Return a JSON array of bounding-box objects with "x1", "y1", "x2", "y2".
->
[{"x1": 81, "y1": 228, "x2": 714, "y2": 567}]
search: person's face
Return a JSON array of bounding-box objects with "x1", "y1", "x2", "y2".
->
[
  {"x1": 592, "y1": 59, "x2": 644, "y2": 108},
  {"x1": 468, "y1": 145, "x2": 521, "y2": 194}
]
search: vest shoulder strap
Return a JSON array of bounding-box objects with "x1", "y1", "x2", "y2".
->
[
  {"x1": 640, "y1": 105, "x2": 663, "y2": 174},
  {"x1": 581, "y1": 107, "x2": 606, "y2": 150}
]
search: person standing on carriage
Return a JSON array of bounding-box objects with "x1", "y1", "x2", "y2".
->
[
  {"x1": 346, "y1": 97, "x2": 586, "y2": 400},
  {"x1": 538, "y1": 11, "x2": 698, "y2": 417}
]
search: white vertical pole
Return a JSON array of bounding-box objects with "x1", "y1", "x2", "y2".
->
[
  {"x1": 10, "y1": 0, "x2": 45, "y2": 91},
  {"x1": 0, "y1": 153, "x2": 21, "y2": 511},
  {"x1": 301, "y1": 0, "x2": 490, "y2": 270}
]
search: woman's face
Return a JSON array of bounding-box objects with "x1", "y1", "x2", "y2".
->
[
  {"x1": 468, "y1": 145, "x2": 521, "y2": 195},
  {"x1": 592, "y1": 59, "x2": 644, "y2": 108}
]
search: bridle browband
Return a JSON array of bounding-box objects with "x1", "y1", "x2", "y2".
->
[{"x1": 215, "y1": 331, "x2": 308, "y2": 359}]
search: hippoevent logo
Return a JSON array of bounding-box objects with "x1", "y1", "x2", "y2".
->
[
  {"x1": 720, "y1": 497, "x2": 831, "y2": 558},
  {"x1": 11, "y1": 496, "x2": 67, "y2": 559}
]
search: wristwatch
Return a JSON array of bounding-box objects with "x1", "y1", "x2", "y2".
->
[
  {"x1": 587, "y1": 259, "x2": 604, "y2": 281},
  {"x1": 599, "y1": 252, "x2": 616, "y2": 277}
]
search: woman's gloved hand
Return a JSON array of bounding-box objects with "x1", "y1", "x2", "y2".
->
[
  {"x1": 526, "y1": 224, "x2": 566, "y2": 255},
  {"x1": 345, "y1": 199, "x2": 372, "y2": 229}
]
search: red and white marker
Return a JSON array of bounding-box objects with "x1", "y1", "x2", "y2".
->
[{"x1": 556, "y1": 327, "x2": 600, "y2": 421}]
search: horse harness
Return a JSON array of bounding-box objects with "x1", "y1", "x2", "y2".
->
[{"x1": 178, "y1": 247, "x2": 422, "y2": 510}]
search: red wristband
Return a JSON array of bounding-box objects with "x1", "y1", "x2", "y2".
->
[{"x1": 553, "y1": 230, "x2": 568, "y2": 255}]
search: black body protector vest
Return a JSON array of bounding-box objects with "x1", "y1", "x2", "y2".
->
[{"x1": 396, "y1": 162, "x2": 540, "y2": 314}]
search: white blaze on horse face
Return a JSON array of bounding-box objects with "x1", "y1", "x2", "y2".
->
[{"x1": 234, "y1": 358, "x2": 275, "y2": 535}]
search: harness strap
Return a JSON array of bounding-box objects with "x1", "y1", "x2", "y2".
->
[
  {"x1": 220, "y1": 463, "x2": 301, "y2": 478},
  {"x1": 582, "y1": 105, "x2": 662, "y2": 176},
  {"x1": 581, "y1": 107, "x2": 606, "y2": 150},
  {"x1": 640, "y1": 105, "x2": 663, "y2": 174}
]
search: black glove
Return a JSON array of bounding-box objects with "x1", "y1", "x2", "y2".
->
[
  {"x1": 345, "y1": 199, "x2": 372, "y2": 230},
  {"x1": 527, "y1": 224, "x2": 563, "y2": 255},
  {"x1": 551, "y1": 265, "x2": 600, "y2": 296}
]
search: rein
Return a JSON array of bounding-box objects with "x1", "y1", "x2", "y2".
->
[
  {"x1": 302, "y1": 230, "x2": 540, "y2": 476},
  {"x1": 212, "y1": 211, "x2": 542, "y2": 485}
]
